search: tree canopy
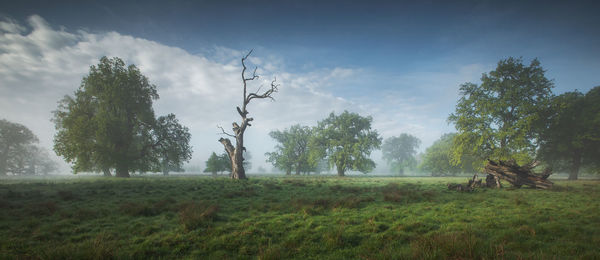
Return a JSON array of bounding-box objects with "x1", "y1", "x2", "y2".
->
[
  {"x1": 311, "y1": 111, "x2": 382, "y2": 176},
  {"x1": 382, "y1": 134, "x2": 421, "y2": 175},
  {"x1": 266, "y1": 124, "x2": 315, "y2": 175},
  {"x1": 53, "y1": 57, "x2": 191, "y2": 177},
  {"x1": 538, "y1": 86, "x2": 600, "y2": 179},
  {"x1": 448, "y1": 57, "x2": 554, "y2": 169}
]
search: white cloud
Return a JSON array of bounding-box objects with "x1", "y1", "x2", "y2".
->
[{"x1": 0, "y1": 15, "x2": 485, "y2": 173}]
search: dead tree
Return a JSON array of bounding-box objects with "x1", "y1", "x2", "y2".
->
[
  {"x1": 484, "y1": 159, "x2": 553, "y2": 189},
  {"x1": 218, "y1": 50, "x2": 278, "y2": 179}
]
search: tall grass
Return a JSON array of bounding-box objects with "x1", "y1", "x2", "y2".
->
[{"x1": 0, "y1": 175, "x2": 598, "y2": 258}]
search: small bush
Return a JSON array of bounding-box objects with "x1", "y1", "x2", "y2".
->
[{"x1": 179, "y1": 201, "x2": 219, "y2": 231}]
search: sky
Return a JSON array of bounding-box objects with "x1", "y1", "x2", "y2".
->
[{"x1": 1, "y1": 0, "x2": 599, "y2": 174}]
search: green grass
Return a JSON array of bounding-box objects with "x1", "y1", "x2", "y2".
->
[{"x1": 1, "y1": 175, "x2": 599, "y2": 259}]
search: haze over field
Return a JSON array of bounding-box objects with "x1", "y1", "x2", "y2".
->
[{"x1": 1, "y1": 1, "x2": 599, "y2": 173}]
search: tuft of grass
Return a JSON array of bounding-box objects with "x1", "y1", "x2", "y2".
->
[
  {"x1": 178, "y1": 201, "x2": 219, "y2": 231},
  {"x1": 119, "y1": 198, "x2": 176, "y2": 217},
  {"x1": 381, "y1": 183, "x2": 436, "y2": 203},
  {"x1": 410, "y1": 229, "x2": 482, "y2": 259}
]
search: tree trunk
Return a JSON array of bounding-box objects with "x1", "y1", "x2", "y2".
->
[
  {"x1": 336, "y1": 163, "x2": 345, "y2": 176},
  {"x1": 219, "y1": 137, "x2": 246, "y2": 179},
  {"x1": 485, "y1": 174, "x2": 502, "y2": 188},
  {"x1": 568, "y1": 150, "x2": 581, "y2": 180},
  {"x1": 285, "y1": 169, "x2": 291, "y2": 175},
  {"x1": 484, "y1": 160, "x2": 552, "y2": 189},
  {"x1": 163, "y1": 168, "x2": 169, "y2": 176},
  {"x1": 115, "y1": 162, "x2": 130, "y2": 178},
  {"x1": 102, "y1": 168, "x2": 112, "y2": 177}
]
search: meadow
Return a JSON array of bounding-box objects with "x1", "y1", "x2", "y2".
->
[{"x1": 1, "y1": 175, "x2": 599, "y2": 259}]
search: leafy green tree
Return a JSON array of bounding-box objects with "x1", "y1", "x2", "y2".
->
[
  {"x1": 448, "y1": 57, "x2": 554, "y2": 169},
  {"x1": 205, "y1": 152, "x2": 223, "y2": 176},
  {"x1": 0, "y1": 119, "x2": 58, "y2": 175},
  {"x1": 311, "y1": 111, "x2": 382, "y2": 176},
  {"x1": 0, "y1": 119, "x2": 38, "y2": 175},
  {"x1": 382, "y1": 134, "x2": 421, "y2": 175},
  {"x1": 154, "y1": 114, "x2": 192, "y2": 175},
  {"x1": 204, "y1": 151, "x2": 232, "y2": 175},
  {"x1": 266, "y1": 124, "x2": 315, "y2": 175},
  {"x1": 53, "y1": 57, "x2": 191, "y2": 177},
  {"x1": 538, "y1": 86, "x2": 600, "y2": 179},
  {"x1": 419, "y1": 133, "x2": 475, "y2": 176},
  {"x1": 582, "y1": 86, "x2": 600, "y2": 173}
]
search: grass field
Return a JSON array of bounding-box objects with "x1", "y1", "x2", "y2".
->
[{"x1": 1, "y1": 175, "x2": 599, "y2": 259}]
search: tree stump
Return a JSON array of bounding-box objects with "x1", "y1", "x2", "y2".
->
[{"x1": 484, "y1": 159, "x2": 553, "y2": 189}]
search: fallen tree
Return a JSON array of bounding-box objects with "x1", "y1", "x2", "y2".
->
[
  {"x1": 447, "y1": 174, "x2": 482, "y2": 192},
  {"x1": 484, "y1": 159, "x2": 553, "y2": 189}
]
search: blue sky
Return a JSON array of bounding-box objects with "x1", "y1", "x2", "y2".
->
[{"x1": 1, "y1": 0, "x2": 599, "y2": 173}]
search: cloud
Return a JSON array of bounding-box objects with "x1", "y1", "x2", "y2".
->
[{"x1": 0, "y1": 15, "x2": 484, "y2": 173}]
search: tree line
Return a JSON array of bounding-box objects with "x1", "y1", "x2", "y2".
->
[
  {"x1": 206, "y1": 56, "x2": 599, "y2": 179},
  {"x1": 3, "y1": 53, "x2": 597, "y2": 180}
]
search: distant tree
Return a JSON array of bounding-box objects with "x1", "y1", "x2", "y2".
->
[
  {"x1": 538, "y1": 86, "x2": 600, "y2": 179},
  {"x1": 266, "y1": 124, "x2": 314, "y2": 175},
  {"x1": 0, "y1": 119, "x2": 38, "y2": 175},
  {"x1": 204, "y1": 151, "x2": 234, "y2": 176},
  {"x1": 218, "y1": 50, "x2": 278, "y2": 179},
  {"x1": 382, "y1": 134, "x2": 421, "y2": 175},
  {"x1": 419, "y1": 133, "x2": 475, "y2": 176},
  {"x1": 256, "y1": 166, "x2": 267, "y2": 173},
  {"x1": 311, "y1": 111, "x2": 382, "y2": 176},
  {"x1": 205, "y1": 152, "x2": 223, "y2": 176},
  {"x1": 53, "y1": 57, "x2": 191, "y2": 177},
  {"x1": 242, "y1": 151, "x2": 252, "y2": 172},
  {"x1": 448, "y1": 57, "x2": 554, "y2": 169},
  {"x1": 154, "y1": 114, "x2": 192, "y2": 175},
  {"x1": 0, "y1": 119, "x2": 58, "y2": 175},
  {"x1": 32, "y1": 147, "x2": 59, "y2": 174}
]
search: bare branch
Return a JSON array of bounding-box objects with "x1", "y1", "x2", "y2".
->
[
  {"x1": 217, "y1": 125, "x2": 235, "y2": 138},
  {"x1": 243, "y1": 49, "x2": 254, "y2": 60},
  {"x1": 246, "y1": 77, "x2": 279, "y2": 104},
  {"x1": 244, "y1": 67, "x2": 259, "y2": 81}
]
